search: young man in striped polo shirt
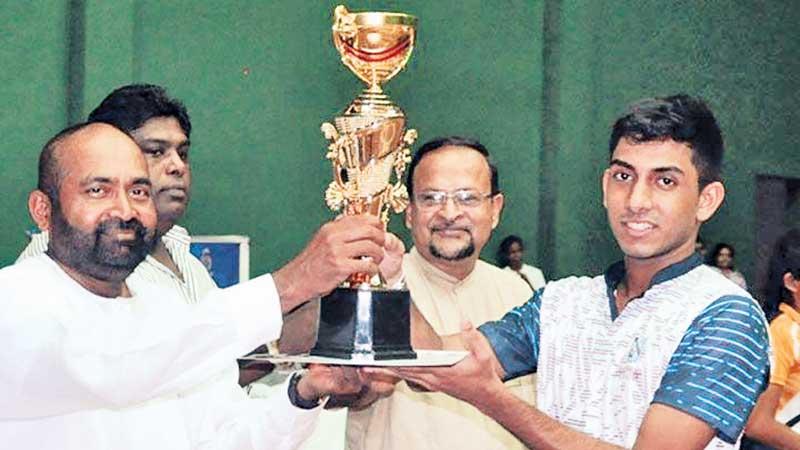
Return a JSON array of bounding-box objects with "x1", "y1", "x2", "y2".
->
[{"x1": 390, "y1": 94, "x2": 770, "y2": 449}]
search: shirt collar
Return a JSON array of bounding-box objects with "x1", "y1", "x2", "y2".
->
[
  {"x1": 144, "y1": 225, "x2": 189, "y2": 280},
  {"x1": 162, "y1": 224, "x2": 191, "y2": 252},
  {"x1": 604, "y1": 252, "x2": 703, "y2": 320},
  {"x1": 779, "y1": 303, "x2": 800, "y2": 324}
]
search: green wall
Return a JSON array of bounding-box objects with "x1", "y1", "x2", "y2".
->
[
  {"x1": 548, "y1": 0, "x2": 800, "y2": 278},
  {"x1": 2, "y1": 0, "x2": 798, "y2": 291},
  {"x1": 127, "y1": 0, "x2": 544, "y2": 278},
  {"x1": 0, "y1": 1, "x2": 69, "y2": 261}
]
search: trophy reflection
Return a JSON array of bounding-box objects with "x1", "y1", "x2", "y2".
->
[{"x1": 310, "y1": 5, "x2": 418, "y2": 361}]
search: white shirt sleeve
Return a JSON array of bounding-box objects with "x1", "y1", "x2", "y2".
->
[
  {"x1": 0, "y1": 260, "x2": 284, "y2": 419},
  {"x1": 193, "y1": 376, "x2": 322, "y2": 450}
]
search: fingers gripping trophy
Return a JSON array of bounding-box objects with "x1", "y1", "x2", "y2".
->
[{"x1": 310, "y1": 5, "x2": 418, "y2": 362}]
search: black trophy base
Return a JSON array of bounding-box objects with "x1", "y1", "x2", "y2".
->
[{"x1": 310, "y1": 286, "x2": 417, "y2": 361}]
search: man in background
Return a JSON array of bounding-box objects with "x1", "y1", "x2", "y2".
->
[
  {"x1": 345, "y1": 137, "x2": 535, "y2": 450},
  {"x1": 497, "y1": 234, "x2": 546, "y2": 290}
]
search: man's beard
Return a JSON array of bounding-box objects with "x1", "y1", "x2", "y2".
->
[
  {"x1": 429, "y1": 236, "x2": 476, "y2": 261},
  {"x1": 47, "y1": 207, "x2": 156, "y2": 282}
]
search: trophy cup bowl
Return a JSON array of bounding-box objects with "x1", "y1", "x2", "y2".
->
[
  {"x1": 332, "y1": 5, "x2": 417, "y2": 93},
  {"x1": 309, "y1": 5, "x2": 418, "y2": 362}
]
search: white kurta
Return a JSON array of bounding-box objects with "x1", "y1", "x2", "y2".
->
[{"x1": 0, "y1": 255, "x2": 319, "y2": 450}]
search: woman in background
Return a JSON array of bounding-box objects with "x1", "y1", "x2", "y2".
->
[
  {"x1": 709, "y1": 242, "x2": 748, "y2": 290},
  {"x1": 745, "y1": 229, "x2": 800, "y2": 449},
  {"x1": 497, "y1": 235, "x2": 546, "y2": 291}
]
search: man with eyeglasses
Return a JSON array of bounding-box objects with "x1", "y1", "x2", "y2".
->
[{"x1": 345, "y1": 137, "x2": 535, "y2": 450}]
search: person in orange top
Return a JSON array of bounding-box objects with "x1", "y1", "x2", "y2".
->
[{"x1": 746, "y1": 228, "x2": 800, "y2": 449}]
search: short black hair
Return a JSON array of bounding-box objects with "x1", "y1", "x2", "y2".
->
[
  {"x1": 406, "y1": 136, "x2": 499, "y2": 199},
  {"x1": 88, "y1": 84, "x2": 191, "y2": 137},
  {"x1": 497, "y1": 234, "x2": 523, "y2": 268},
  {"x1": 38, "y1": 122, "x2": 96, "y2": 205},
  {"x1": 765, "y1": 229, "x2": 800, "y2": 321},
  {"x1": 609, "y1": 94, "x2": 723, "y2": 189}
]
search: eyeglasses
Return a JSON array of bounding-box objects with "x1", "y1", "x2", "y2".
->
[{"x1": 413, "y1": 189, "x2": 495, "y2": 209}]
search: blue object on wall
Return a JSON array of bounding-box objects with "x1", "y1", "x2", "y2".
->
[{"x1": 189, "y1": 242, "x2": 242, "y2": 288}]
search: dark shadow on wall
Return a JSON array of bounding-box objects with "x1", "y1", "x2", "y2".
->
[
  {"x1": 755, "y1": 175, "x2": 800, "y2": 303},
  {"x1": 66, "y1": 0, "x2": 85, "y2": 125}
]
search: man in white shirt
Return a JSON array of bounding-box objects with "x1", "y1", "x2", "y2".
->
[
  {"x1": 17, "y1": 84, "x2": 381, "y2": 384},
  {"x1": 0, "y1": 122, "x2": 384, "y2": 449},
  {"x1": 20, "y1": 85, "x2": 218, "y2": 306}
]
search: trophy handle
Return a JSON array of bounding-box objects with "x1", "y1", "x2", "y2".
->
[{"x1": 333, "y1": 5, "x2": 356, "y2": 39}]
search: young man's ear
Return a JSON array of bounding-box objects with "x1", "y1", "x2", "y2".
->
[
  {"x1": 28, "y1": 190, "x2": 53, "y2": 231},
  {"x1": 696, "y1": 181, "x2": 725, "y2": 222},
  {"x1": 785, "y1": 272, "x2": 799, "y2": 295},
  {"x1": 601, "y1": 169, "x2": 611, "y2": 209}
]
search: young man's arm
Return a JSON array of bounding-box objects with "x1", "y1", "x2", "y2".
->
[
  {"x1": 387, "y1": 294, "x2": 770, "y2": 449},
  {"x1": 745, "y1": 384, "x2": 800, "y2": 449},
  {"x1": 389, "y1": 322, "x2": 715, "y2": 450}
]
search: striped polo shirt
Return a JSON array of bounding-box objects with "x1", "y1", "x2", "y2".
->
[
  {"x1": 480, "y1": 254, "x2": 770, "y2": 448},
  {"x1": 17, "y1": 225, "x2": 218, "y2": 305}
]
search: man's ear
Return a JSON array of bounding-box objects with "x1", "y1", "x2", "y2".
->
[
  {"x1": 405, "y1": 203, "x2": 414, "y2": 230},
  {"x1": 785, "y1": 272, "x2": 799, "y2": 294},
  {"x1": 601, "y1": 169, "x2": 610, "y2": 209},
  {"x1": 28, "y1": 190, "x2": 53, "y2": 231},
  {"x1": 696, "y1": 181, "x2": 725, "y2": 222},
  {"x1": 490, "y1": 192, "x2": 504, "y2": 229}
]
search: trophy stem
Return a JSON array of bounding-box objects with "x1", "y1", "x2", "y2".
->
[{"x1": 342, "y1": 89, "x2": 404, "y2": 119}]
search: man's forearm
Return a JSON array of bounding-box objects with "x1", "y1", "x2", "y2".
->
[
  {"x1": 472, "y1": 386, "x2": 625, "y2": 450},
  {"x1": 272, "y1": 263, "x2": 313, "y2": 314},
  {"x1": 747, "y1": 418, "x2": 800, "y2": 450},
  {"x1": 325, "y1": 387, "x2": 381, "y2": 411},
  {"x1": 745, "y1": 383, "x2": 800, "y2": 450},
  {"x1": 278, "y1": 299, "x2": 319, "y2": 354}
]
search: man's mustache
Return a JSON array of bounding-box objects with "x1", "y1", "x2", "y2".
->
[
  {"x1": 431, "y1": 223, "x2": 471, "y2": 233},
  {"x1": 96, "y1": 218, "x2": 149, "y2": 240}
]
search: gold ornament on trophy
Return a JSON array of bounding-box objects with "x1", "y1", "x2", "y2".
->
[{"x1": 311, "y1": 5, "x2": 419, "y2": 361}]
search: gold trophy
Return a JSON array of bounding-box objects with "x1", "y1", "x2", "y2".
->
[{"x1": 310, "y1": 5, "x2": 418, "y2": 361}]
